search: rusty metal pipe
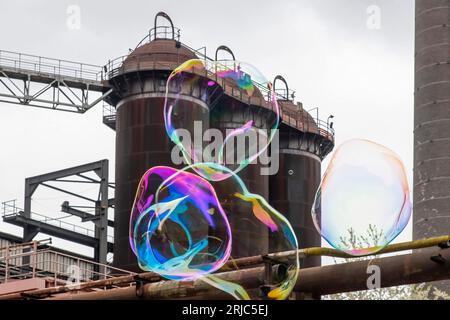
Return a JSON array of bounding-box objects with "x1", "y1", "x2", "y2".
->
[
  {"x1": 46, "y1": 246, "x2": 450, "y2": 300},
  {"x1": 1, "y1": 235, "x2": 449, "y2": 300}
]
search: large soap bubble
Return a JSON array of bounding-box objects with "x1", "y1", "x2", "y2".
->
[
  {"x1": 164, "y1": 59, "x2": 280, "y2": 181},
  {"x1": 130, "y1": 163, "x2": 299, "y2": 300},
  {"x1": 312, "y1": 139, "x2": 412, "y2": 256},
  {"x1": 172, "y1": 163, "x2": 298, "y2": 300},
  {"x1": 131, "y1": 57, "x2": 297, "y2": 300},
  {"x1": 129, "y1": 166, "x2": 232, "y2": 280}
]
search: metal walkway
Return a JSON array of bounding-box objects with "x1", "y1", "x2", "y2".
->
[
  {"x1": 0, "y1": 240, "x2": 134, "y2": 296},
  {"x1": 0, "y1": 50, "x2": 112, "y2": 112},
  {"x1": 0, "y1": 35, "x2": 334, "y2": 142},
  {"x1": 1, "y1": 201, "x2": 113, "y2": 253}
]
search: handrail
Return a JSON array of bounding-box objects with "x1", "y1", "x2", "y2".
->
[
  {"x1": 135, "y1": 26, "x2": 181, "y2": 49},
  {"x1": 104, "y1": 29, "x2": 334, "y2": 142},
  {"x1": 1, "y1": 200, "x2": 114, "y2": 243},
  {"x1": 0, "y1": 49, "x2": 104, "y2": 82},
  {"x1": 104, "y1": 51, "x2": 334, "y2": 142},
  {"x1": 0, "y1": 243, "x2": 135, "y2": 285},
  {"x1": 0, "y1": 238, "x2": 51, "y2": 250}
]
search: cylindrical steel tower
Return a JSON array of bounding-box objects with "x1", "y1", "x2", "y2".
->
[
  {"x1": 414, "y1": 0, "x2": 450, "y2": 290},
  {"x1": 109, "y1": 39, "x2": 199, "y2": 271},
  {"x1": 210, "y1": 92, "x2": 273, "y2": 258},
  {"x1": 269, "y1": 95, "x2": 334, "y2": 268}
]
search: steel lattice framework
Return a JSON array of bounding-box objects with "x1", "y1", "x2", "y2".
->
[{"x1": 0, "y1": 50, "x2": 112, "y2": 112}]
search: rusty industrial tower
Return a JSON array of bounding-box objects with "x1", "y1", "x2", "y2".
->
[
  {"x1": 105, "y1": 13, "x2": 335, "y2": 271},
  {"x1": 414, "y1": 0, "x2": 450, "y2": 290}
]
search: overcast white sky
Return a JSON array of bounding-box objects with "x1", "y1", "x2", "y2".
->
[{"x1": 0, "y1": 0, "x2": 414, "y2": 258}]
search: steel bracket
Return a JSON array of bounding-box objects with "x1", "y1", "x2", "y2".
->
[
  {"x1": 259, "y1": 256, "x2": 289, "y2": 298},
  {"x1": 438, "y1": 241, "x2": 450, "y2": 249},
  {"x1": 134, "y1": 275, "x2": 154, "y2": 298},
  {"x1": 431, "y1": 253, "x2": 448, "y2": 265}
]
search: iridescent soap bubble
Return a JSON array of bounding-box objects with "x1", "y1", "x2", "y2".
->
[
  {"x1": 312, "y1": 139, "x2": 412, "y2": 255},
  {"x1": 177, "y1": 163, "x2": 299, "y2": 300},
  {"x1": 164, "y1": 59, "x2": 280, "y2": 181},
  {"x1": 129, "y1": 166, "x2": 232, "y2": 280},
  {"x1": 130, "y1": 163, "x2": 299, "y2": 300}
]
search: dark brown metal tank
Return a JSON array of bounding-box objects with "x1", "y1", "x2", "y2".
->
[
  {"x1": 270, "y1": 99, "x2": 334, "y2": 268},
  {"x1": 210, "y1": 91, "x2": 275, "y2": 258},
  {"x1": 108, "y1": 39, "x2": 200, "y2": 271}
]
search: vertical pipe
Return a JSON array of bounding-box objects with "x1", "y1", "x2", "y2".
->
[
  {"x1": 269, "y1": 147, "x2": 322, "y2": 268},
  {"x1": 5, "y1": 244, "x2": 9, "y2": 283},
  {"x1": 32, "y1": 241, "x2": 37, "y2": 278}
]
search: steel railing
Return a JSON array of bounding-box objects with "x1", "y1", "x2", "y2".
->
[
  {"x1": 103, "y1": 103, "x2": 116, "y2": 121},
  {"x1": 0, "y1": 241, "x2": 135, "y2": 286},
  {"x1": 134, "y1": 26, "x2": 181, "y2": 49},
  {"x1": 1, "y1": 200, "x2": 114, "y2": 243},
  {"x1": 0, "y1": 50, "x2": 104, "y2": 82},
  {"x1": 1, "y1": 200, "x2": 18, "y2": 216},
  {"x1": 103, "y1": 26, "x2": 335, "y2": 142},
  {"x1": 281, "y1": 110, "x2": 335, "y2": 140}
]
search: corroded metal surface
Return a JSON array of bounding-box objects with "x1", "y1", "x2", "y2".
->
[{"x1": 414, "y1": 0, "x2": 450, "y2": 291}]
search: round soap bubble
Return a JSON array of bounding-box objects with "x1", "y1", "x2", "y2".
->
[
  {"x1": 164, "y1": 59, "x2": 280, "y2": 181},
  {"x1": 312, "y1": 139, "x2": 412, "y2": 256},
  {"x1": 171, "y1": 163, "x2": 299, "y2": 300},
  {"x1": 129, "y1": 166, "x2": 232, "y2": 281}
]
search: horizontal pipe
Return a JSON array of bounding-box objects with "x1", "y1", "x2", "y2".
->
[
  {"x1": 296, "y1": 247, "x2": 450, "y2": 295},
  {"x1": 46, "y1": 246, "x2": 450, "y2": 300},
  {"x1": 48, "y1": 267, "x2": 266, "y2": 300},
  {"x1": 2, "y1": 235, "x2": 449, "y2": 300}
]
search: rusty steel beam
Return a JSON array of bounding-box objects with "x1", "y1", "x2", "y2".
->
[{"x1": 41, "y1": 246, "x2": 450, "y2": 300}]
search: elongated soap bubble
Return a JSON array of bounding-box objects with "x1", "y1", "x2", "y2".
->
[
  {"x1": 130, "y1": 166, "x2": 232, "y2": 280},
  {"x1": 164, "y1": 59, "x2": 280, "y2": 181},
  {"x1": 130, "y1": 163, "x2": 299, "y2": 300},
  {"x1": 176, "y1": 163, "x2": 299, "y2": 300},
  {"x1": 312, "y1": 139, "x2": 412, "y2": 256}
]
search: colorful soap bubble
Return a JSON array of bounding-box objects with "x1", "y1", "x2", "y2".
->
[
  {"x1": 131, "y1": 57, "x2": 297, "y2": 300},
  {"x1": 165, "y1": 163, "x2": 298, "y2": 300},
  {"x1": 130, "y1": 163, "x2": 299, "y2": 300},
  {"x1": 312, "y1": 139, "x2": 412, "y2": 256},
  {"x1": 164, "y1": 59, "x2": 280, "y2": 181},
  {"x1": 129, "y1": 166, "x2": 232, "y2": 280}
]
